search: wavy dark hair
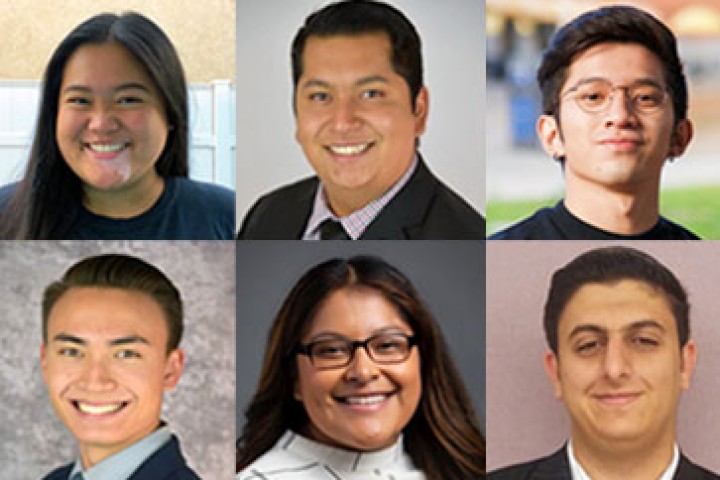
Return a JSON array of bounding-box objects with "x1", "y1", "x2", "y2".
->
[
  {"x1": 42, "y1": 253, "x2": 183, "y2": 353},
  {"x1": 0, "y1": 11, "x2": 188, "y2": 239},
  {"x1": 237, "y1": 255, "x2": 485, "y2": 479}
]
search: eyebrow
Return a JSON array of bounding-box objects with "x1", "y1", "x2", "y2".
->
[
  {"x1": 51, "y1": 332, "x2": 151, "y2": 347},
  {"x1": 308, "y1": 325, "x2": 408, "y2": 342},
  {"x1": 567, "y1": 319, "x2": 666, "y2": 339},
  {"x1": 299, "y1": 75, "x2": 391, "y2": 91},
  {"x1": 566, "y1": 76, "x2": 665, "y2": 92},
  {"x1": 61, "y1": 82, "x2": 150, "y2": 95}
]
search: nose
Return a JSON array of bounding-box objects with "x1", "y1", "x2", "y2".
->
[
  {"x1": 602, "y1": 337, "x2": 631, "y2": 381},
  {"x1": 78, "y1": 356, "x2": 116, "y2": 392},
  {"x1": 343, "y1": 345, "x2": 380, "y2": 383},
  {"x1": 87, "y1": 104, "x2": 120, "y2": 133},
  {"x1": 330, "y1": 96, "x2": 361, "y2": 133},
  {"x1": 603, "y1": 89, "x2": 637, "y2": 129}
]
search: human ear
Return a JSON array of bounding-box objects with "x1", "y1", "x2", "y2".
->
[
  {"x1": 412, "y1": 86, "x2": 429, "y2": 137},
  {"x1": 680, "y1": 340, "x2": 697, "y2": 390},
  {"x1": 537, "y1": 115, "x2": 565, "y2": 161},
  {"x1": 162, "y1": 348, "x2": 186, "y2": 391},
  {"x1": 40, "y1": 343, "x2": 49, "y2": 382},
  {"x1": 668, "y1": 119, "x2": 693, "y2": 158},
  {"x1": 543, "y1": 350, "x2": 563, "y2": 400}
]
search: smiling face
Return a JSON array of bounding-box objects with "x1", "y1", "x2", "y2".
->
[
  {"x1": 544, "y1": 279, "x2": 696, "y2": 452},
  {"x1": 294, "y1": 33, "x2": 428, "y2": 216},
  {"x1": 294, "y1": 286, "x2": 422, "y2": 451},
  {"x1": 56, "y1": 42, "x2": 168, "y2": 205},
  {"x1": 40, "y1": 287, "x2": 184, "y2": 468},
  {"x1": 538, "y1": 42, "x2": 692, "y2": 195}
]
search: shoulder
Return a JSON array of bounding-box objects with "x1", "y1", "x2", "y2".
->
[
  {"x1": 425, "y1": 177, "x2": 486, "y2": 237},
  {"x1": 237, "y1": 176, "x2": 318, "y2": 239},
  {"x1": 677, "y1": 453, "x2": 720, "y2": 479},
  {"x1": 40, "y1": 463, "x2": 74, "y2": 480},
  {"x1": 172, "y1": 177, "x2": 234, "y2": 208},
  {"x1": 488, "y1": 206, "x2": 557, "y2": 240},
  {"x1": 237, "y1": 447, "x2": 319, "y2": 479},
  {"x1": 656, "y1": 216, "x2": 701, "y2": 240},
  {"x1": 133, "y1": 435, "x2": 201, "y2": 480},
  {"x1": 489, "y1": 447, "x2": 569, "y2": 480}
]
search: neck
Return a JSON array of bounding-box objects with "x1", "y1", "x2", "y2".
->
[
  {"x1": 564, "y1": 175, "x2": 660, "y2": 235},
  {"x1": 570, "y1": 433, "x2": 676, "y2": 480},
  {"x1": 84, "y1": 174, "x2": 165, "y2": 219}
]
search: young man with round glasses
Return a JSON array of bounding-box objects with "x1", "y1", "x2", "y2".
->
[{"x1": 490, "y1": 5, "x2": 698, "y2": 240}]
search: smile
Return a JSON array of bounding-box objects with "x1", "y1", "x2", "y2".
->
[
  {"x1": 342, "y1": 394, "x2": 390, "y2": 405},
  {"x1": 73, "y1": 400, "x2": 129, "y2": 415},
  {"x1": 593, "y1": 392, "x2": 641, "y2": 406},
  {"x1": 84, "y1": 142, "x2": 130, "y2": 153},
  {"x1": 326, "y1": 142, "x2": 373, "y2": 156}
]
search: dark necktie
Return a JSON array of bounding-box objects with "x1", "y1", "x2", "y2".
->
[{"x1": 319, "y1": 219, "x2": 350, "y2": 240}]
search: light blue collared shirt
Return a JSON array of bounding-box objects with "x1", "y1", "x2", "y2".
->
[
  {"x1": 302, "y1": 156, "x2": 418, "y2": 240},
  {"x1": 68, "y1": 425, "x2": 172, "y2": 480}
]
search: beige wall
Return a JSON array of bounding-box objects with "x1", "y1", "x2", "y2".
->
[{"x1": 1, "y1": 0, "x2": 234, "y2": 82}]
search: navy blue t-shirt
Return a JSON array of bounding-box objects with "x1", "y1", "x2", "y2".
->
[{"x1": 0, "y1": 177, "x2": 234, "y2": 240}]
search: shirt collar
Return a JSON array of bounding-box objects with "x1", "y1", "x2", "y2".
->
[
  {"x1": 567, "y1": 439, "x2": 679, "y2": 480},
  {"x1": 69, "y1": 425, "x2": 172, "y2": 480},
  {"x1": 278, "y1": 430, "x2": 415, "y2": 473},
  {"x1": 303, "y1": 156, "x2": 418, "y2": 240}
]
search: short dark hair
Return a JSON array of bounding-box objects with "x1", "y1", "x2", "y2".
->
[
  {"x1": 0, "y1": 12, "x2": 188, "y2": 239},
  {"x1": 237, "y1": 255, "x2": 484, "y2": 478},
  {"x1": 291, "y1": 0, "x2": 423, "y2": 110},
  {"x1": 544, "y1": 246, "x2": 689, "y2": 355},
  {"x1": 537, "y1": 5, "x2": 687, "y2": 124},
  {"x1": 42, "y1": 254, "x2": 183, "y2": 353}
]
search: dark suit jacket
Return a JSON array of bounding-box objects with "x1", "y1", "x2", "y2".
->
[
  {"x1": 489, "y1": 445, "x2": 720, "y2": 480},
  {"x1": 237, "y1": 157, "x2": 485, "y2": 239},
  {"x1": 41, "y1": 435, "x2": 201, "y2": 480}
]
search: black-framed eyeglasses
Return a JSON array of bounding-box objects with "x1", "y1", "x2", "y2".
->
[
  {"x1": 296, "y1": 333, "x2": 417, "y2": 369},
  {"x1": 562, "y1": 78, "x2": 668, "y2": 114}
]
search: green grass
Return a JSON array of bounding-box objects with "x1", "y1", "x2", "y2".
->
[{"x1": 487, "y1": 184, "x2": 720, "y2": 239}]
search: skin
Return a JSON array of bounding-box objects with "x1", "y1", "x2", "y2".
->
[
  {"x1": 538, "y1": 43, "x2": 693, "y2": 234},
  {"x1": 41, "y1": 287, "x2": 184, "y2": 468},
  {"x1": 295, "y1": 33, "x2": 428, "y2": 217},
  {"x1": 56, "y1": 42, "x2": 169, "y2": 219},
  {"x1": 294, "y1": 286, "x2": 422, "y2": 451},
  {"x1": 544, "y1": 280, "x2": 696, "y2": 480}
]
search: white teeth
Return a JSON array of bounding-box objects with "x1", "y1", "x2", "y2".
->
[
  {"x1": 329, "y1": 143, "x2": 370, "y2": 155},
  {"x1": 344, "y1": 394, "x2": 388, "y2": 405},
  {"x1": 77, "y1": 402, "x2": 124, "y2": 415},
  {"x1": 89, "y1": 143, "x2": 126, "y2": 153}
]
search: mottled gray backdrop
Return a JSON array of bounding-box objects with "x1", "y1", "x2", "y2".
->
[
  {"x1": 236, "y1": 241, "x2": 486, "y2": 439},
  {"x1": 0, "y1": 241, "x2": 235, "y2": 480}
]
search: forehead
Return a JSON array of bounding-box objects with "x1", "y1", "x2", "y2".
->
[
  {"x1": 565, "y1": 42, "x2": 665, "y2": 87},
  {"x1": 558, "y1": 279, "x2": 677, "y2": 336},
  {"x1": 305, "y1": 287, "x2": 411, "y2": 338},
  {"x1": 47, "y1": 287, "x2": 169, "y2": 342},
  {"x1": 300, "y1": 32, "x2": 395, "y2": 78},
  {"x1": 61, "y1": 42, "x2": 156, "y2": 89}
]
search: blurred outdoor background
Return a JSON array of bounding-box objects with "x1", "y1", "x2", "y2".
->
[{"x1": 486, "y1": 0, "x2": 720, "y2": 237}]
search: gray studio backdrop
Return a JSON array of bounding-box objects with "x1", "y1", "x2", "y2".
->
[
  {"x1": 236, "y1": 241, "x2": 486, "y2": 439},
  {"x1": 487, "y1": 241, "x2": 720, "y2": 473},
  {"x1": 1, "y1": 241, "x2": 235, "y2": 480},
  {"x1": 236, "y1": 0, "x2": 486, "y2": 227}
]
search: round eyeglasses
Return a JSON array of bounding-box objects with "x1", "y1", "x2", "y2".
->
[
  {"x1": 562, "y1": 78, "x2": 668, "y2": 114},
  {"x1": 296, "y1": 333, "x2": 417, "y2": 369}
]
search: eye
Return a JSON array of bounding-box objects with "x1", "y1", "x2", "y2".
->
[
  {"x1": 312, "y1": 341, "x2": 349, "y2": 359},
  {"x1": 373, "y1": 337, "x2": 405, "y2": 353},
  {"x1": 633, "y1": 88, "x2": 664, "y2": 108},
  {"x1": 630, "y1": 335, "x2": 659, "y2": 349},
  {"x1": 58, "y1": 347, "x2": 83, "y2": 358},
  {"x1": 361, "y1": 89, "x2": 385, "y2": 100},
  {"x1": 115, "y1": 349, "x2": 142, "y2": 359},
  {"x1": 308, "y1": 91, "x2": 330, "y2": 102},
  {"x1": 65, "y1": 97, "x2": 91, "y2": 106},
  {"x1": 117, "y1": 96, "x2": 144, "y2": 105},
  {"x1": 575, "y1": 339, "x2": 601, "y2": 356}
]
